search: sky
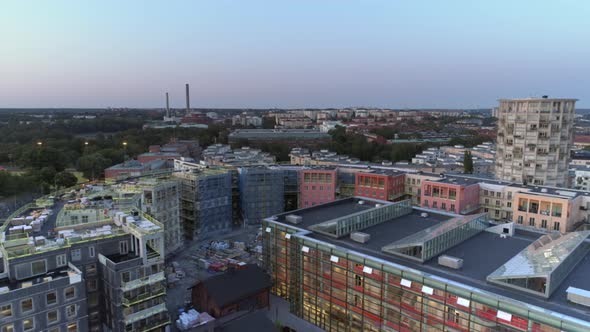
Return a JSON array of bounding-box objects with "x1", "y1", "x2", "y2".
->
[{"x1": 1, "y1": 1, "x2": 589, "y2": 109}]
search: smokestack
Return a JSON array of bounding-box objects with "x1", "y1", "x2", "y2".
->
[
  {"x1": 165, "y1": 92, "x2": 170, "y2": 119},
  {"x1": 185, "y1": 83, "x2": 190, "y2": 113}
]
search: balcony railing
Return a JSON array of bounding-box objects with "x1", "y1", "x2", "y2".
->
[
  {"x1": 518, "y1": 206, "x2": 527, "y2": 212},
  {"x1": 122, "y1": 288, "x2": 166, "y2": 307},
  {"x1": 121, "y1": 271, "x2": 165, "y2": 292}
]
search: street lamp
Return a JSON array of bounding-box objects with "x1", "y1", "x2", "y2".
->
[{"x1": 122, "y1": 141, "x2": 128, "y2": 162}]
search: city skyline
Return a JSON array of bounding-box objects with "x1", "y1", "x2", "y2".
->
[{"x1": 1, "y1": 1, "x2": 589, "y2": 108}]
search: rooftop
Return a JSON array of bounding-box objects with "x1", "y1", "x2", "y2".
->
[
  {"x1": 229, "y1": 129, "x2": 330, "y2": 139},
  {"x1": 191, "y1": 265, "x2": 271, "y2": 308},
  {"x1": 267, "y1": 201, "x2": 590, "y2": 322}
]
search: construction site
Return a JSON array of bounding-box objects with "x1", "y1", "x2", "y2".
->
[{"x1": 164, "y1": 224, "x2": 264, "y2": 331}]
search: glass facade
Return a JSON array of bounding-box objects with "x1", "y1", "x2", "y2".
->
[
  {"x1": 382, "y1": 213, "x2": 488, "y2": 262},
  {"x1": 310, "y1": 200, "x2": 412, "y2": 238},
  {"x1": 487, "y1": 231, "x2": 590, "y2": 297},
  {"x1": 263, "y1": 220, "x2": 590, "y2": 332}
]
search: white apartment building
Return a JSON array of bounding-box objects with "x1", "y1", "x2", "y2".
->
[{"x1": 495, "y1": 97, "x2": 576, "y2": 186}]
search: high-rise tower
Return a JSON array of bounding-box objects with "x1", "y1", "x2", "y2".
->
[{"x1": 495, "y1": 97, "x2": 576, "y2": 187}]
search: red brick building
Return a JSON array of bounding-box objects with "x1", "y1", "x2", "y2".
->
[
  {"x1": 354, "y1": 170, "x2": 405, "y2": 201},
  {"x1": 190, "y1": 265, "x2": 271, "y2": 318}
]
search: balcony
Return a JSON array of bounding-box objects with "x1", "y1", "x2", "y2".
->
[
  {"x1": 121, "y1": 271, "x2": 166, "y2": 292},
  {"x1": 122, "y1": 287, "x2": 166, "y2": 307},
  {"x1": 518, "y1": 206, "x2": 527, "y2": 212},
  {"x1": 136, "y1": 318, "x2": 171, "y2": 332},
  {"x1": 123, "y1": 303, "x2": 168, "y2": 325},
  {"x1": 552, "y1": 212, "x2": 562, "y2": 218}
]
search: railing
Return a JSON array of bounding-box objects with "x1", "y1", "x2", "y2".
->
[
  {"x1": 136, "y1": 318, "x2": 170, "y2": 332},
  {"x1": 122, "y1": 288, "x2": 166, "y2": 307},
  {"x1": 121, "y1": 271, "x2": 165, "y2": 292}
]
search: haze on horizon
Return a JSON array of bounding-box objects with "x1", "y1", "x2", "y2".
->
[{"x1": 1, "y1": 1, "x2": 589, "y2": 109}]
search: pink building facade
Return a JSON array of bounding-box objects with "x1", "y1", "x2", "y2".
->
[
  {"x1": 420, "y1": 179, "x2": 480, "y2": 214},
  {"x1": 299, "y1": 168, "x2": 337, "y2": 208},
  {"x1": 354, "y1": 171, "x2": 405, "y2": 201}
]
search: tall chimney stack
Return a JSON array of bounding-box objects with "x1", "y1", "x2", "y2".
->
[
  {"x1": 165, "y1": 92, "x2": 170, "y2": 119},
  {"x1": 185, "y1": 83, "x2": 190, "y2": 113}
]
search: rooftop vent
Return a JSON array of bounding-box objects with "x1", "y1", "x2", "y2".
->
[
  {"x1": 541, "y1": 188, "x2": 548, "y2": 193},
  {"x1": 566, "y1": 287, "x2": 590, "y2": 307},
  {"x1": 285, "y1": 214, "x2": 302, "y2": 224},
  {"x1": 420, "y1": 212, "x2": 429, "y2": 218},
  {"x1": 438, "y1": 255, "x2": 463, "y2": 269},
  {"x1": 375, "y1": 204, "x2": 382, "y2": 208},
  {"x1": 358, "y1": 200, "x2": 365, "y2": 205},
  {"x1": 351, "y1": 232, "x2": 371, "y2": 243}
]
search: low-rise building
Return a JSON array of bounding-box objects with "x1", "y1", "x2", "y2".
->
[
  {"x1": 298, "y1": 168, "x2": 337, "y2": 208},
  {"x1": 420, "y1": 177, "x2": 480, "y2": 214},
  {"x1": 190, "y1": 265, "x2": 271, "y2": 318},
  {"x1": 354, "y1": 170, "x2": 405, "y2": 202}
]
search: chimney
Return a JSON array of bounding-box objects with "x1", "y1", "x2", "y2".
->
[
  {"x1": 185, "y1": 83, "x2": 190, "y2": 113},
  {"x1": 165, "y1": 92, "x2": 170, "y2": 119}
]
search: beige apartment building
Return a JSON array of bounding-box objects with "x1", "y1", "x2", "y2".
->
[{"x1": 495, "y1": 97, "x2": 576, "y2": 187}]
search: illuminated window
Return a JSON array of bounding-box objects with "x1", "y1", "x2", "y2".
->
[
  {"x1": 47, "y1": 310, "x2": 58, "y2": 324},
  {"x1": 46, "y1": 292, "x2": 57, "y2": 305},
  {"x1": 23, "y1": 319, "x2": 34, "y2": 331},
  {"x1": 0, "y1": 304, "x2": 12, "y2": 318},
  {"x1": 21, "y1": 298, "x2": 33, "y2": 313}
]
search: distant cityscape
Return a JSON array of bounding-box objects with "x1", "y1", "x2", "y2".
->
[{"x1": 2, "y1": 91, "x2": 590, "y2": 332}]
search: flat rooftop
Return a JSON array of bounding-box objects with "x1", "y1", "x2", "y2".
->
[
  {"x1": 269, "y1": 203, "x2": 590, "y2": 321},
  {"x1": 275, "y1": 197, "x2": 388, "y2": 229}
]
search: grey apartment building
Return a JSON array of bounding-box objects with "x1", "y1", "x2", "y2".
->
[{"x1": 0, "y1": 185, "x2": 169, "y2": 332}]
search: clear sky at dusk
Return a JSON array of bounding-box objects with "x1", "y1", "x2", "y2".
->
[{"x1": 1, "y1": 1, "x2": 589, "y2": 108}]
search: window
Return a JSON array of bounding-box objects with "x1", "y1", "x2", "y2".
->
[
  {"x1": 71, "y1": 249, "x2": 81, "y2": 261},
  {"x1": 67, "y1": 323, "x2": 78, "y2": 332},
  {"x1": 86, "y1": 264, "x2": 97, "y2": 276},
  {"x1": 529, "y1": 218, "x2": 535, "y2": 227},
  {"x1": 87, "y1": 279, "x2": 98, "y2": 292},
  {"x1": 450, "y1": 204, "x2": 455, "y2": 211},
  {"x1": 82, "y1": 216, "x2": 89, "y2": 223},
  {"x1": 31, "y1": 260, "x2": 46, "y2": 275},
  {"x1": 56, "y1": 254, "x2": 67, "y2": 267},
  {"x1": 47, "y1": 310, "x2": 58, "y2": 324},
  {"x1": 1, "y1": 324, "x2": 14, "y2": 332},
  {"x1": 424, "y1": 200, "x2": 428, "y2": 207},
  {"x1": 23, "y1": 319, "x2": 34, "y2": 331},
  {"x1": 553, "y1": 222, "x2": 561, "y2": 231},
  {"x1": 432, "y1": 201, "x2": 437, "y2": 208},
  {"x1": 507, "y1": 202, "x2": 512, "y2": 208},
  {"x1": 65, "y1": 286, "x2": 76, "y2": 300},
  {"x1": 89, "y1": 246, "x2": 95, "y2": 258},
  {"x1": 517, "y1": 216, "x2": 523, "y2": 224},
  {"x1": 0, "y1": 304, "x2": 12, "y2": 319},
  {"x1": 122, "y1": 272, "x2": 131, "y2": 283},
  {"x1": 21, "y1": 298, "x2": 33, "y2": 313},
  {"x1": 66, "y1": 304, "x2": 77, "y2": 318},
  {"x1": 441, "y1": 203, "x2": 446, "y2": 210},
  {"x1": 119, "y1": 241, "x2": 129, "y2": 255},
  {"x1": 46, "y1": 292, "x2": 57, "y2": 305},
  {"x1": 541, "y1": 220, "x2": 548, "y2": 228}
]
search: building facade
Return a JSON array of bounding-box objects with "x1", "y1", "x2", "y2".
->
[
  {"x1": 0, "y1": 187, "x2": 169, "y2": 332},
  {"x1": 420, "y1": 178, "x2": 480, "y2": 214},
  {"x1": 238, "y1": 167, "x2": 285, "y2": 225},
  {"x1": 262, "y1": 198, "x2": 590, "y2": 332},
  {"x1": 174, "y1": 160, "x2": 233, "y2": 239},
  {"x1": 298, "y1": 168, "x2": 337, "y2": 208},
  {"x1": 354, "y1": 170, "x2": 405, "y2": 202},
  {"x1": 495, "y1": 97, "x2": 576, "y2": 186}
]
